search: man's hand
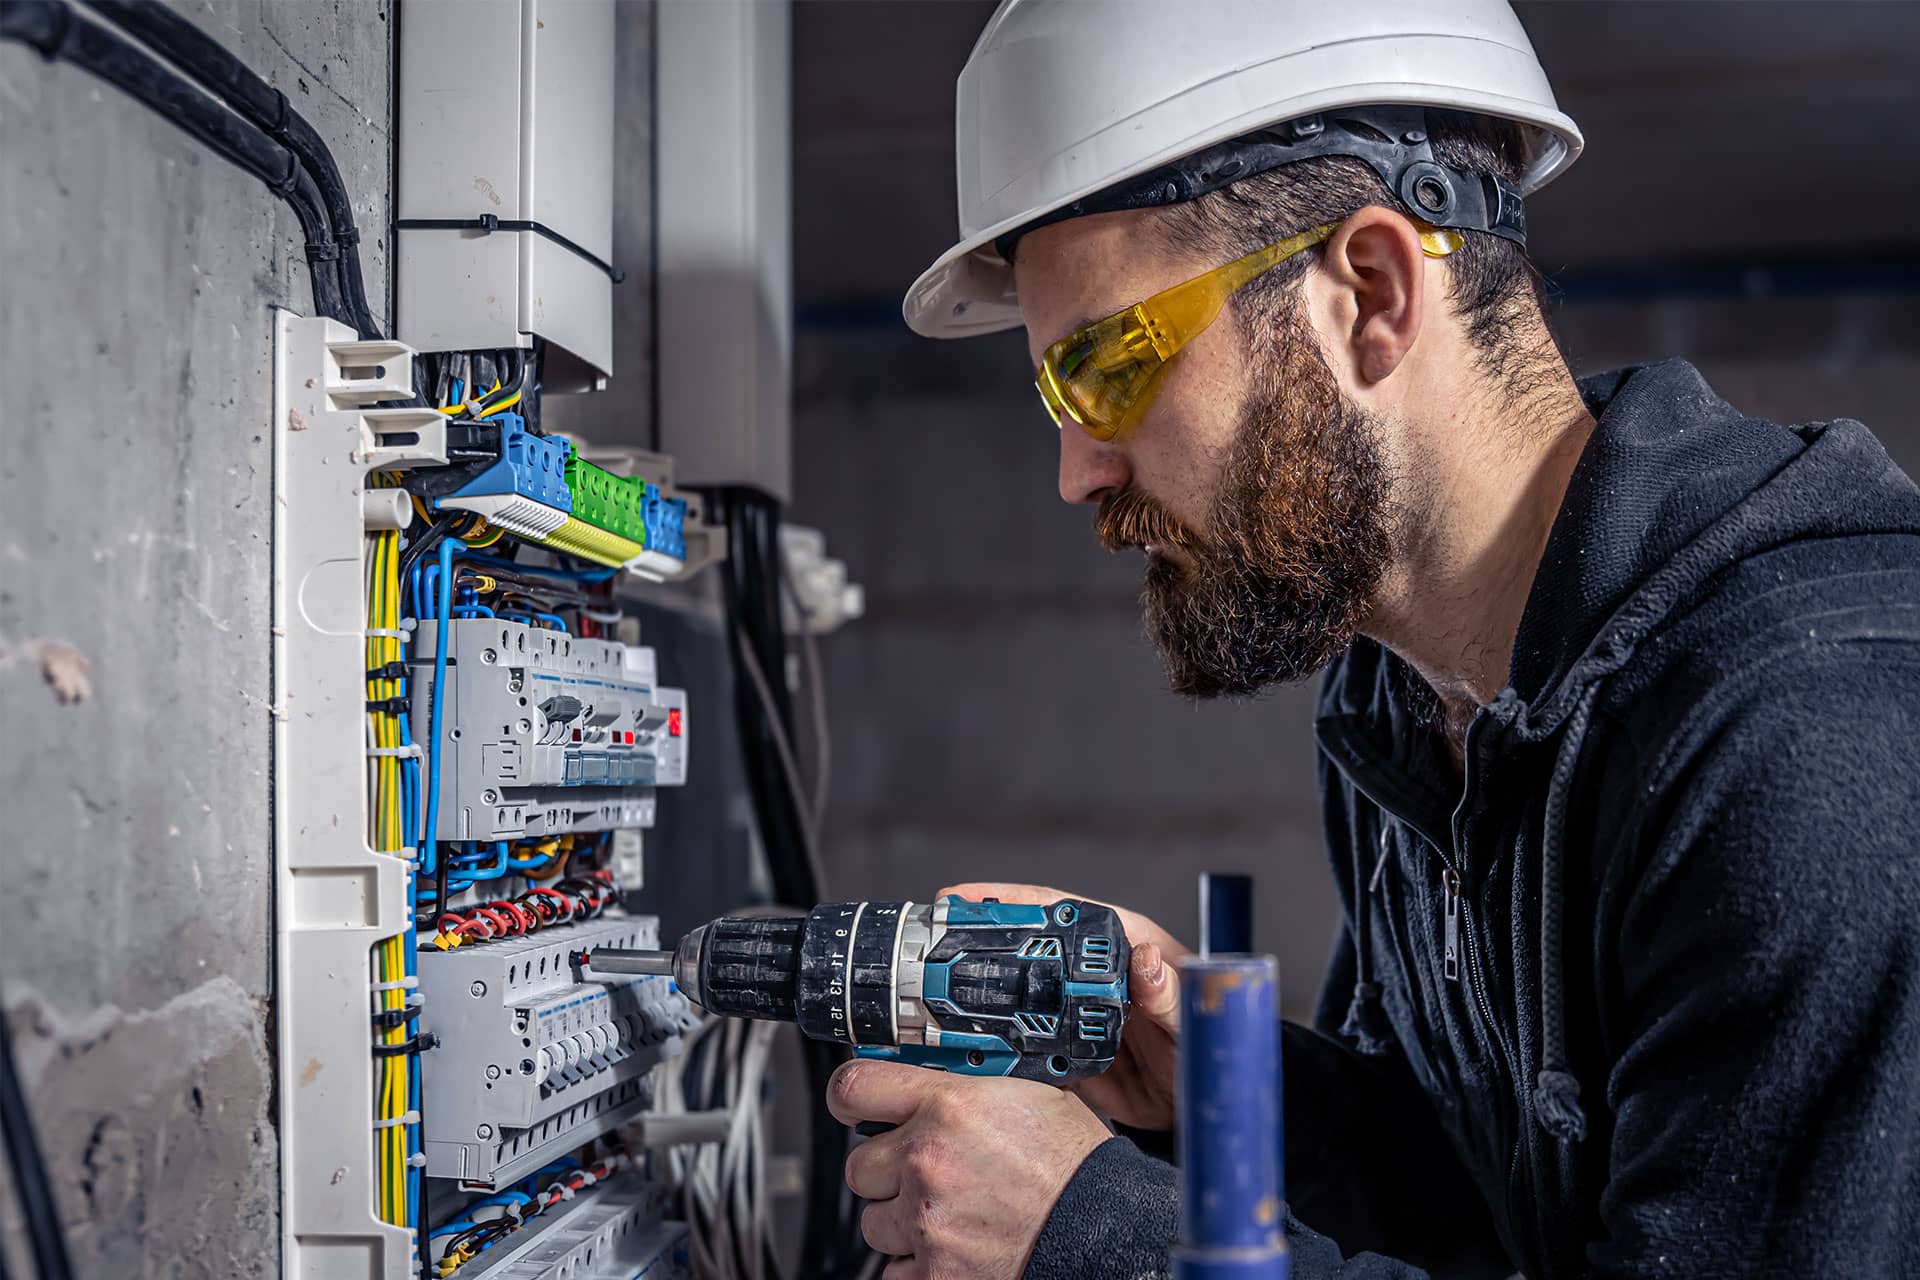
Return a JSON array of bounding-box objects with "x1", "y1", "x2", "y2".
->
[
  {"x1": 942, "y1": 882, "x2": 1185, "y2": 1131},
  {"x1": 830, "y1": 1058, "x2": 1113, "y2": 1278}
]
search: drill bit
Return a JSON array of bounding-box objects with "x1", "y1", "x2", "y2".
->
[{"x1": 586, "y1": 947, "x2": 676, "y2": 976}]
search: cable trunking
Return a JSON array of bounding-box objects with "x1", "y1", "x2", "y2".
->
[{"x1": 273, "y1": 315, "x2": 699, "y2": 1279}]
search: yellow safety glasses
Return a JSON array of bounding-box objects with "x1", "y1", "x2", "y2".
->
[{"x1": 1034, "y1": 220, "x2": 1464, "y2": 440}]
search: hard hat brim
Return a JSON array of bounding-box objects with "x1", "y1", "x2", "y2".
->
[{"x1": 904, "y1": 87, "x2": 1583, "y2": 340}]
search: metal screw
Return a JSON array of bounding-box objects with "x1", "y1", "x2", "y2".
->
[
  {"x1": 469, "y1": 980, "x2": 487, "y2": 997},
  {"x1": 485, "y1": 1064, "x2": 501, "y2": 1080},
  {"x1": 520, "y1": 1059, "x2": 536, "y2": 1075},
  {"x1": 507, "y1": 671, "x2": 524, "y2": 692},
  {"x1": 482, "y1": 789, "x2": 498, "y2": 804},
  {"x1": 476, "y1": 1124, "x2": 494, "y2": 1140},
  {"x1": 481, "y1": 648, "x2": 498, "y2": 665},
  {"x1": 1402, "y1": 129, "x2": 1427, "y2": 145},
  {"x1": 517, "y1": 718, "x2": 533, "y2": 734}
]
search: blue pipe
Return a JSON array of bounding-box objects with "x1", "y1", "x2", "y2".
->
[{"x1": 1173, "y1": 953, "x2": 1286, "y2": 1280}]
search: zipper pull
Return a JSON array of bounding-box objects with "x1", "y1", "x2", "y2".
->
[{"x1": 1442, "y1": 868, "x2": 1461, "y2": 983}]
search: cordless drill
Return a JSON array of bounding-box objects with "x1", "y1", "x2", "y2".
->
[{"x1": 583, "y1": 896, "x2": 1129, "y2": 1081}]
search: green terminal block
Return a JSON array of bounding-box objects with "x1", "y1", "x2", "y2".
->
[{"x1": 564, "y1": 446, "x2": 651, "y2": 549}]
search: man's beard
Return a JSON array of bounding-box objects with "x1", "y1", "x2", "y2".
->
[{"x1": 1095, "y1": 307, "x2": 1394, "y2": 699}]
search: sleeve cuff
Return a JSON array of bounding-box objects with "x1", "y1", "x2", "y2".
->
[{"x1": 1023, "y1": 1135, "x2": 1178, "y2": 1280}]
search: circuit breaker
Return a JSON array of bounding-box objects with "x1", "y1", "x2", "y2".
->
[
  {"x1": 411, "y1": 620, "x2": 688, "y2": 843},
  {"x1": 418, "y1": 916, "x2": 698, "y2": 1186}
]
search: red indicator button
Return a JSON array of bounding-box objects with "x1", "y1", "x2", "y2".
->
[
  {"x1": 667, "y1": 709, "x2": 683, "y2": 738},
  {"x1": 571, "y1": 729, "x2": 582, "y2": 742},
  {"x1": 623, "y1": 730, "x2": 635, "y2": 745}
]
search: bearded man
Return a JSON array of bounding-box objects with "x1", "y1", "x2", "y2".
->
[{"x1": 826, "y1": 3, "x2": 1920, "y2": 1278}]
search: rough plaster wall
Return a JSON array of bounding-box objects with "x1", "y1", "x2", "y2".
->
[
  {"x1": 790, "y1": 292, "x2": 1920, "y2": 1022},
  {"x1": 0, "y1": 1, "x2": 393, "y2": 1272}
]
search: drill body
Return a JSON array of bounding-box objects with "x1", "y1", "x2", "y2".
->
[{"x1": 590, "y1": 896, "x2": 1129, "y2": 1082}]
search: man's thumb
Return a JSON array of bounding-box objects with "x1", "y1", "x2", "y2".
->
[{"x1": 1129, "y1": 942, "x2": 1180, "y2": 1033}]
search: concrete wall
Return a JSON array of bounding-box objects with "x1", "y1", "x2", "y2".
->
[{"x1": 0, "y1": 2, "x2": 393, "y2": 1271}]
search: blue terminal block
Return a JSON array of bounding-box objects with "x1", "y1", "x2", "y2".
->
[
  {"x1": 447, "y1": 412, "x2": 572, "y2": 513},
  {"x1": 1174, "y1": 953, "x2": 1287, "y2": 1280},
  {"x1": 642, "y1": 487, "x2": 689, "y2": 560}
]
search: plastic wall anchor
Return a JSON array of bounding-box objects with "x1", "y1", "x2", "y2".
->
[{"x1": 362, "y1": 488, "x2": 414, "y2": 531}]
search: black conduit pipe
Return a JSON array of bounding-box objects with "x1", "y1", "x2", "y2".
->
[
  {"x1": 0, "y1": 0, "x2": 350, "y2": 326},
  {"x1": 82, "y1": 0, "x2": 380, "y2": 338}
]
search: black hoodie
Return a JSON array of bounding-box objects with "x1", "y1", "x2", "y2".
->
[{"x1": 1026, "y1": 360, "x2": 1920, "y2": 1279}]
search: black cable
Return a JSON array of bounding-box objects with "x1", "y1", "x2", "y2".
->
[
  {"x1": 80, "y1": 0, "x2": 379, "y2": 337},
  {"x1": 397, "y1": 511, "x2": 465, "y2": 590},
  {"x1": 0, "y1": 1011, "x2": 76, "y2": 1280},
  {"x1": 706, "y1": 486, "x2": 873, "y2": 1276},
  {"x1": 0, "y1": 0, "x2": 349, "y2": 325}
]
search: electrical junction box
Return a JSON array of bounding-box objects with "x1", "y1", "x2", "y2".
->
[{"x1": 396, "y1": 0, "x2": 617, "y2": 388}]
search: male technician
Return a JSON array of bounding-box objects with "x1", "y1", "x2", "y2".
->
[{"x1": 826, "y1": 2, "x2": 1920, "y2": 1277}]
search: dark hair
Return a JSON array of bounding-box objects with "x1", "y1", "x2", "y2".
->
[{"x1": 1154, "y1": 110, "x2": 1564, "y2": 398}]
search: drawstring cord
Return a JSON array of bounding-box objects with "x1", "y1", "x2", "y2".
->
[
  {"x1": 1341, "y1": 824, "x2": 1395, "y2": 1056},
  {"x1": 1535, "y1": 684, "x2": 1599, "y2": 1143}
]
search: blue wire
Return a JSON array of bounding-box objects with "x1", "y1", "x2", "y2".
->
[
  {"x1": 422, "y1": 538, "x2": 470, "y2": 882},
  {"x1": 531, "y1": 611, "x2": 569, "y2": 632},
  {"x1": 453, "y1": 549, "x2": 619, "y2": 583},
  {"x1": 449, "y1": 842, "x2": 510, "y2": 882},
  {"x1": 454, "y1": 604, "x2": 495, "y2": 619}
]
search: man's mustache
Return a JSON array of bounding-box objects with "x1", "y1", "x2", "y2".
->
[{"x1": 1095, "y1": 486, "x2": 1201, "y2": 554}]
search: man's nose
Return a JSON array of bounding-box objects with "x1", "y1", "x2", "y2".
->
[{"x1": 1058, "y1": 419, "x2": 1130, "y2": 506}]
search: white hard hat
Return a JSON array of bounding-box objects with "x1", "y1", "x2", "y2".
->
[{"x1": 903, "y1": 0, "x2": 1584, "y2": 339}]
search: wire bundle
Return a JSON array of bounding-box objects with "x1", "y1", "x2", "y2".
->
[
  {"x1": 430, "y1": 1152, "x2": 629, "y2": 1276},
  {"x1": 432, "y1": 870, "x2": 617, "y2": 950},
  {"x1": 653, "y1": 1016, "x2": 779, "y2": 1280},
  {"x1": 367, "y1": 526, "x2": 426, "y2": 1247},
  {"x1": 713, "y1": 487, "x2": 862, "y2": 1276}
]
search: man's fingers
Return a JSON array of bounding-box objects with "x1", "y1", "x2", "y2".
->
[
  {"x1": 1129, "y1": 942, "x2": 1181, "y2": 1034},
  {"x1": 844, "y1": 1129, "x2": 906, "y2": 1201},
  {"x1": 939, "y1": 882, "x2": 1194, "y2": 962},
  {"x1": 861, "y1": 1199, "x2": 917, "y2": 1258},
  {"x1": 828, "y1": 1059, "x2": 944, "y2": 1128}
]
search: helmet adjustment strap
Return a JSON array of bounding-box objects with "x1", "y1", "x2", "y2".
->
[{"x1": 994, "y1": 106, "x2": 1527, "y2": 263}]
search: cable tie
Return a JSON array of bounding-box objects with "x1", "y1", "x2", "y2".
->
[
  {"x1": 372, "y1": 1001, "x2": 423, "y2": 1030},
  {"x1": 367, "y1": 627, "x2": 414, "y2": 641},
  {"x1": 372, "y1": 1110, "x2": 421, "y2": 1130},
  {"x1": 366, "y1": 696, "x2": 411, "y2": 714},
  {"x1": 368, "y1": 745, "x2": 424, "y2": 759},
  {"x1": 372, "y1": 1031, "x2": 438, "y2": 1059},
  {"x1": 408, "y1": 1152, "x2": 428, "y2": 1169},
  {"x1": 367, "y1": 660, "x2": 411, "y2": 681},
  {"x1": 370, "y1": 976, "x2": 419, "y2": 992}
]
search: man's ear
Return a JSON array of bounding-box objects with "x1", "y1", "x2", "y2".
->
[{"x1": 1318, "y1": 207, "x2": 1429, "y2": 386}]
